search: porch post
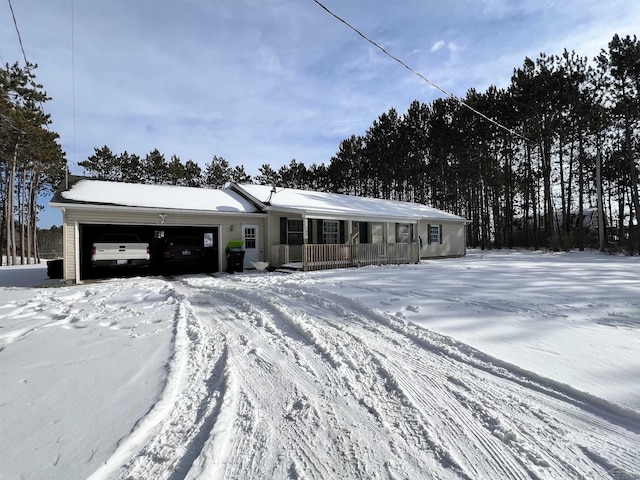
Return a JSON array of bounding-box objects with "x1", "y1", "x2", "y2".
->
[
  {"x1": 302, "y1": 215, "x2": 308, "y2": 244},
  {"x1": 302, "y1": 215, "x2": 308, "y2": 271}
]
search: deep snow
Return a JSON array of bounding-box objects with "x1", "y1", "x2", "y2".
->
[{"x1": 1, "y1": 250, "x2": 639, "y2": 479}]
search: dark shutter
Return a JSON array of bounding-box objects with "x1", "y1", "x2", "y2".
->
[
  {"x1": 308, "y1": 218, "x2": 313, "y2": 244},
  {"x1": 280, "y1": 217, "x2": 287, "y2": 244},
  {"x1": 317, "y1": 219, "x2": 323, "y2": 244},
  {"x1": 339, "y1": 220, "x2": 346, "y2": 244},
  {"x1": 439, "y1": 224, "x2": 443, "y2": 244},
  {"x1": 427, "y1": 224, "x2": 432, "y2": 244},
  {"x1": 359, "y1": 222, "x2": 369, "y2": 243}
]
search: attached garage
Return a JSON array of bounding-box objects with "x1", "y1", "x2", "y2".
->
[
  {"x1": 79, "y1": 224, "x2": 220, "y2": 280},
  {"x1": 50, "y1": 177, "x2": 265, "y2": 284}
]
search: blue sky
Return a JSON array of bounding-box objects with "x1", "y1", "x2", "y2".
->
[{"x1": 2, "y1": 0, "x2": 639, "y2": 227}]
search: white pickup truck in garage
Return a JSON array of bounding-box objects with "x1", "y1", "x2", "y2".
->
[{"x1": 91, "y1": 233, "x2": 150, "y2": 267}]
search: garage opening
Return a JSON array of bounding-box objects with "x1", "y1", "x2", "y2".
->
[{"x1": 80, "y1": 224, "x2": 219, "y2": 280}]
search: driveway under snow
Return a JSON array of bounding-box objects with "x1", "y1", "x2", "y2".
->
[{"x1": 1, "y1": 250, "x2": 639, "y2": 479}]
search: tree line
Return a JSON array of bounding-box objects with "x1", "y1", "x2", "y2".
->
[
  {"x1": 81, "y1": 34, "x2": 640, "y2": 253},
  {"x1": 1, "y1": 62, "x2": 65, "y2": 265},
  {"x1": 4, "y1": 34, "x2": 639, "y2": 261},
  {"x1": 321, "y1": 34, "x2": 640, "y2": 253}
]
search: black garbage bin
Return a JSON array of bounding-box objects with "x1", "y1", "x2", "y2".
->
[
  {"x1": 225, "y1": 240, "x2": 245, "y2": 273},
  {"x1": 47, "y1": 259, "x2": 63, "y2": 279}
]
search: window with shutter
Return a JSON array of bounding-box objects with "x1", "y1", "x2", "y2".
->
[{"x1": 429, "y1": 225, "x2": 440, "y2": 244}]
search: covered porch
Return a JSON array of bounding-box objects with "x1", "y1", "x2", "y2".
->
[
  {"x1": 269, "y1": 216, "x2": 420, "y2": 271},
  {"x1": 270, "y1": 242, "x2": 420, "y2": 271}
]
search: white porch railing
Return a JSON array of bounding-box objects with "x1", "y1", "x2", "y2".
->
[{"x1": 301, "y1": 243, "x2": 419, "y2": 272}]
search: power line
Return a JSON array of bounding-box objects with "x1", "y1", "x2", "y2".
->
[
  {"x1": 71, "y1": 0, "x2": 77, "y2": 169},
  {"x1": 6, "y1": 0, "x2": 51, "y2": 131},
  {"x1": 312, "y1": 0, "x2": 530, "y2": 142},
  {"x1": 7, "y1": 0, "x2": 28, "y2": 66}
]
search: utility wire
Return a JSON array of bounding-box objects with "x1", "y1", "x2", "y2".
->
[
  {"x1": 7, "y1": 0, "x2": 28, "y2": 66},
  {"x1": 71, "y1": 0, "x2": 77, "y2": 169},
  {"x1": 312, "y1": 0, "x2": 530, "y2": 142},
  {"x1": 6, "y1": 0, "x2": 51, "y2": 131}
]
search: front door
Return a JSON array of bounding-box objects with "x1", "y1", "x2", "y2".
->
[{"x1": 242, "y1": 224, "x2": 259, "y2": 269}]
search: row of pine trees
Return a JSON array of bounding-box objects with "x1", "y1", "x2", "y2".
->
[
  {"x1": 1, "y1": 63, "x2": 65, "y2": 265},
  {"x1": 2, "y1": 34, "x2": 640, "y2": 263}
]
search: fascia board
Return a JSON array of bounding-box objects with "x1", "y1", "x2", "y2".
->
[{"x1": 49, "y1": 202, "x2": 265, "y2": 218}]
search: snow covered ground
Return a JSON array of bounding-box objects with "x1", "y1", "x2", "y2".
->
[{"x1": 1, "y1": 250, "x2": 639, "y2": 479}]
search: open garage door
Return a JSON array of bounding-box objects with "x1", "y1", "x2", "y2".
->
[{"x1": 79, "y1": 224, "x2": 219, "y2": 280}]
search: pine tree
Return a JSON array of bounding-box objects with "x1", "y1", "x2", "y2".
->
[
  {"x1": 203, "y1": 156, "x2": 232, "y2": 188},
  {"x1": 79, "y1": 146, "x2": 120, "y2": 180},
  {"x1": 143, "y1": 149, "x2": 169, "y2": 185},
  {"x1": 230, "y1": 165, "x2": 252, "y2": 184},
  {"x1": 255, "y1": 163, "x2": 279, "y2": 186},
  {"x1": 1, "y1": 62, "x2": 65, "y2": 265}
]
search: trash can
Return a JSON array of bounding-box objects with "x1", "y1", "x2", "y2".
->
[
  {"x1": 225, "y1": 240, "x2": 245, "y2": 273},
  {"x1": 47, "y1": 259, "x2": 63, "y2": 279}
]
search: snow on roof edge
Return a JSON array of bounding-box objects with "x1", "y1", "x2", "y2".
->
[
  {"x1": 59, "y1": 178, "x2": 258, "y2": 214},
  {"x1": 234, "y1": 183, "x2": 466, "y2": 222}
]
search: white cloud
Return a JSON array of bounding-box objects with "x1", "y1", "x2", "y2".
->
[{"x1": 430, "y1": 40, "x2": 446, "y2": 53}]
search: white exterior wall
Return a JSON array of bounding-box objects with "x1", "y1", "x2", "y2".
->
[
  {"x1": 61, "y1": 210, "x2": 76, "y2": 283},
  {"x1": 418, "y1": 220, "x2": 467, "y2": 258},
  {"x1": 267, "y1": 212, "x2": 285, "y2": 247},
  {"x1": 386, "y1": 223, "x2": 396, "y2": 244}
]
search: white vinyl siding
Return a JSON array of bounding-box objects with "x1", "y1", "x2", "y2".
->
[{"x1": 418, "y1": 220, "x2": 466, "y2": 259}]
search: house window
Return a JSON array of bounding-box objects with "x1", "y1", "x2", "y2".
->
[
  {"x1": 204, "y1": 232, "x2": 214, "y2": 248},
  {"x1": 287, "y1": 219, "x2": 303, "y2": 245},
  {"x1": 429, "y1": 225, "x2": 441, "y2": 244},
  {"x1": 396, "y1": 223, "x2": 411, "y2": 243},
  {"x1": 323, "y1": 220, "x2": 339, "y2": 244},
  {"x1": 244, "y1": 227, "x2": 256, "y2": 249}
]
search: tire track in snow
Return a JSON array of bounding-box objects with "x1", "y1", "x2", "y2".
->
[
  {"x1": 92, "y1": 275, "x2": 640, "y2": 479},
  {"x1": 89, "y1": 282, "x2": 230, "y2": 480},
  {"x1": 178, "y1": 277, "x2": 398, "y2": 479},
  {"x1": 283, "y1": 281, "x2": 640, "y2": 479},
  {"x1": 259, "y1": 283, "x2": 530, "y2": 480},
  {"x1": 178, "y1": 278, "x2": 491, "y2": 479},
  {"x1": 198, "y1": 276, "x2": 639, "y2": 479}
]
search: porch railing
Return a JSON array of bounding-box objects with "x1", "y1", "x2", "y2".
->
[{"x1": 301, "y1": 242, "x2": 419, "y2": 272}]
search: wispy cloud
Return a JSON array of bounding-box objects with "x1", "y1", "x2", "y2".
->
[{"x1": 431, "y1": 40, "x2": 446, "y2": 53}]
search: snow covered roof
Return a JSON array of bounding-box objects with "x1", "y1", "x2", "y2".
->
[
  {"x1": 50, "y1": 177, "x2": 465, "y2": 221},
  {"x1": 233, "y1": 183, "x2": 466, "y2": 222},
  {"x1": 52, "y1": 177, "x2": 258, "y2": 214}
]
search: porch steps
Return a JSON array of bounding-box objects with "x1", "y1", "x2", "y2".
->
[{"x1": 276, "y1": 262, "x2": 304, "y2": 273}]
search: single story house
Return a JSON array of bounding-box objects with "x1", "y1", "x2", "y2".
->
[{"x1": 50, "y1": 176, "x2": 467, "y2": 284}]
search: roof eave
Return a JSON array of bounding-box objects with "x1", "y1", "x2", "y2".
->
[{"x1": 49, "y1": 201, "x2": 264, "y2": 217}]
